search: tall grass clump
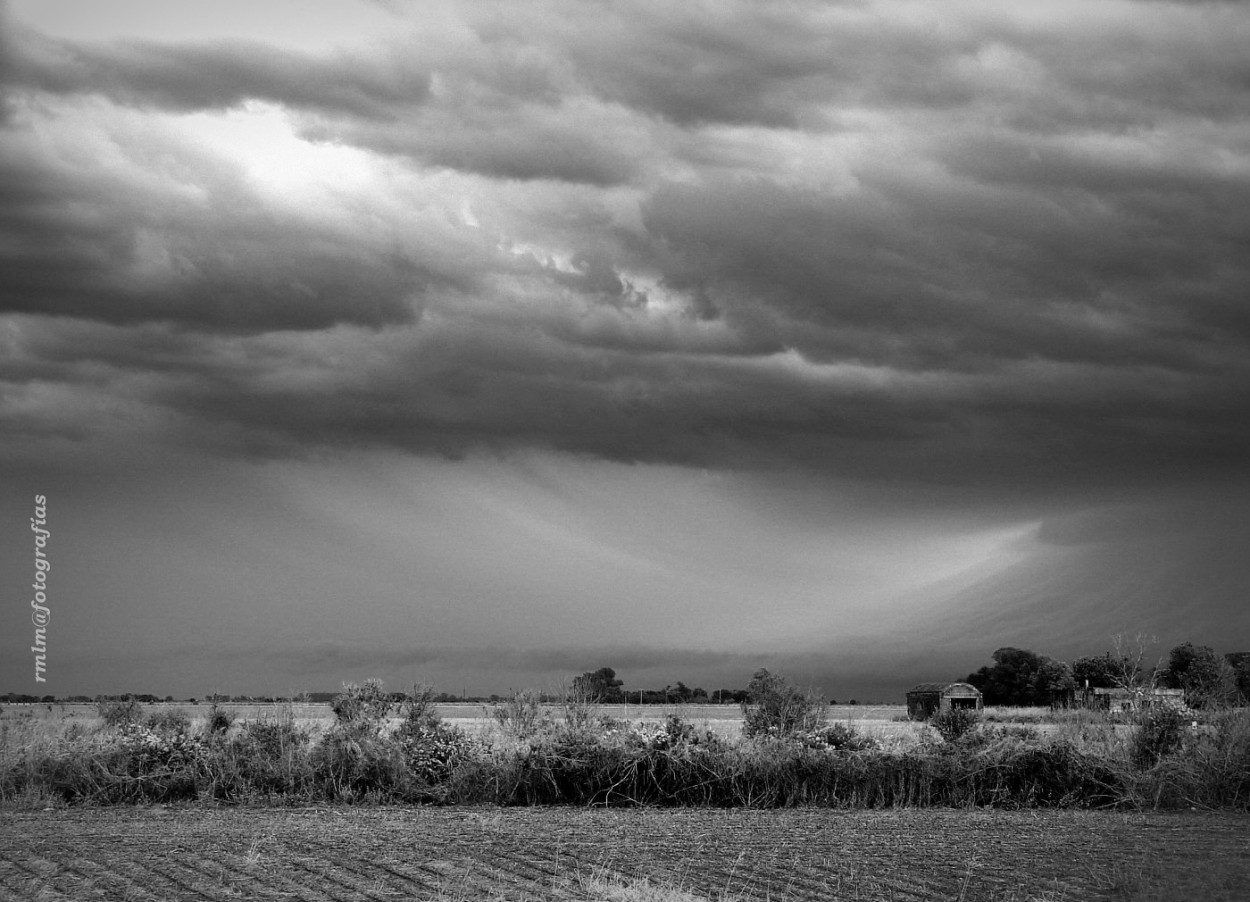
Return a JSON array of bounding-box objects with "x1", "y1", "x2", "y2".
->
[
  {"x1": 145, "y1": 708, "x2": 192, "y2": 736},
  {"x1": 23, "y1": 714, "x2": 209, "y2": 804},
  {"x1": 1129, "y1": 706, "x2": 1186, "y2": 770},
  {"x1": 492, "y1": 713, "x2": 733, "y2": 807},
  {"x1": 557, "y1": 679, "x2": 600, "y2": 736},
  {"x1": 930, "y1": 707, "x2": 981, "y2": 744},
  {"x1": 96, "y1": 697, "x2": 143, "y2": 729},
  {"x1": 490, "y1": 689, "x2": 550, "y2": 740},
  {"x1": 205, "y1": 702, "x2": 235, "y2": 736},
  {"x1": 1186, "y1": 707, "x2": 1250, "y2": 808},
  {"x1": 1125, "y1": 706, "x2": 1250, "y2": 810},
  {"x1": 209, "y1": 711, "x2": 313, "y2": 802},
  {"x1": 393, "y1": 684, "x2": 479, "y2": 797},
  {"x1": 310, "y1": 680, "x2": 413, "y2": 802}
]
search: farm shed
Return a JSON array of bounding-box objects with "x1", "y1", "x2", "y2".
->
[
  {"x1": 906, "y1": 682, "x2": 983, "y2": 720},
  {"x1": 1087, "y1": 687, "x2": 1185, "y2": 712}
]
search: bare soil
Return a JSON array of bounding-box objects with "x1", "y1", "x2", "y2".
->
[{"x1": 1, "y1": 806, "x2": 1246, "y2": 901}]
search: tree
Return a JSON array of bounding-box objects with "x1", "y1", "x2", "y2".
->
[
  {"x1": 1107, "y1": 632, "x2": 1160, "y2": 692},
  {"x1": 1072, "y1": 654, "x2": 1118, "y2": 689},
  {"x1": 1037, "y1": 657, "x2": 1077, "y2": 705},
  {"x1": 1226, "y1": 652, "x2": 1250, "y2": 704},
  {"x1": 966, "y1": 647, "x2": 1074, "y2": 706},
  {"x1": 571, "y1": 667, "x2": 624, "y2": 703},
  {"x1": 1160, "y1": 642, "x2": 1236, "y2": 709}
]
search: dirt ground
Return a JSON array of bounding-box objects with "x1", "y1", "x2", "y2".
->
[{"x1": 1, "y1": 806, "x2": 1247, "y2": 901}]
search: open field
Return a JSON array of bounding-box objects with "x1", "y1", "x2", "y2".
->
[
  {"x1": 0, "y1": 703, "x2": 1118, "y2": 753},
  {"x1": 1, "y1": 806, "x2": 1247, "y2": 901},
  {"x1": 4, "y1": 703, "x2": 922, "y2": 744}
]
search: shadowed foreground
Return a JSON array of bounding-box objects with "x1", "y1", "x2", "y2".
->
[{"x1": 1, "y1": 806, "x2": 1247, "y2": 901}]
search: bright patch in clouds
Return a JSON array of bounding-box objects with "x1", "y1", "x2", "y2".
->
[{"x1": 181, "y1": 102, "x2": 377, "y2": 200}]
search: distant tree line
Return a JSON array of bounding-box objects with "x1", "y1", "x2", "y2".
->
[
  {"x1": 965, "y1": 637, "x2": 1250, "y2": 708},
  {"x1": 563, "y1": 667, "x2": 865, "y2": 706},
  {"x1": 566, "y1": 667, "x2": 808, "y2": 706},
  {"x1": 10, "y1": 640, "x2": 1244, "y2": 710}
]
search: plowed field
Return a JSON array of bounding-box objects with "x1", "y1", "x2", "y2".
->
[{"x1": 1, "y1": 807, "x2": 1246, "y2": 901}]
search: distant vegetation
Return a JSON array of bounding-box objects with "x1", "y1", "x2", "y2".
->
[
  {"x1": 6, "y1": 637, "x2": 1246, "y2": 711},
  {"x1": 966, "y1": 636, "x2": 1250, "y2": 709}
]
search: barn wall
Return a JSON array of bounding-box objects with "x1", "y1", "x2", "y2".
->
[{"x1": 906, "y1": 692, "x2": 940, "y2": 719}]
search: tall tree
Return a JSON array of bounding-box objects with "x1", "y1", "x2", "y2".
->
[
  {"x1": 1072, "y1": 654, "x2": 1118, "y2": 689},
  {"x1": 1226, "y1": 652, "x2": 1250, "y2": 704},
  {"x1": 1160, "y1": 643, "x2": 1235, "y2": 709},
  {"x1": 571, "y1": 667, "x2": 624, "y2": 703},
  {"x1": 966, "y1": 648, "x2": 1074, "y2": 706}
]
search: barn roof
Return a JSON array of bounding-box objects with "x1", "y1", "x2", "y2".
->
[{"x1": 907, "y1": 682, "x2": 980, "y2": 694}]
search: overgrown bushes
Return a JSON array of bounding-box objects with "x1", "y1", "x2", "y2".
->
[
  {"x1": 4, "y1": 683, "x2": 1249, "y2": 811},
  {"x1": 741, "y1": 668, "x2": 828, "y2": 738},
  {"x1": 930, "y1": 707, "x2": 980, "y2": 743}
]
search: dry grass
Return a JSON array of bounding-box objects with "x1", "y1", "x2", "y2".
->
[{"x1": 4, "y1": 699, "x2": 1249, "y2": 812}]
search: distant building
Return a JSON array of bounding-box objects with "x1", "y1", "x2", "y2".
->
[
  {"x1": 906, "y1": 682, "x2": 983, "y2": 720},
  {"x1": 1086, "y1": 687, "x2": 1185, "y2": 712}
]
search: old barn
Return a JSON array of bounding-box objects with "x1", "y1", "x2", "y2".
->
[
  {"x1": 906, "y1": 682, "x2": 983, "y2": 720},
  {"x1": 1087, "y1": 687, "x2": 1185, "y2": 712}
]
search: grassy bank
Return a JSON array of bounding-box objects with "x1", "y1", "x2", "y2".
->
[{"x1": 2, "y1": 690, "x2": 1247, "y2": 810}]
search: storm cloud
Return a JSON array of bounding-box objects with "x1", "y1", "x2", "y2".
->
[{"x1": 2, "y1": 0, "x2": 1248, "y2": 698}]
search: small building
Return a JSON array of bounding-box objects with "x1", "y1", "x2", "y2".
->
[
  {"x1": 1087, "y1": 687, "x2": 1185, "y2": 712},
  {"x1": 906, "y1": 682, "x2": 983, "y2": 720}
]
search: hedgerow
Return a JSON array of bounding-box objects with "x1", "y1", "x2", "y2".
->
[{"x1": 3, "y1": 682, "x2": 1248, "y2": 811}]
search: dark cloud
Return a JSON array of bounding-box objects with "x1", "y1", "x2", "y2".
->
[
  {"x1": 7, "y1": 26, "x2": 430, "y2": 118},
  {"x1": 2, "y1": 0, "x2": 1249, "y2": 492},
  {"x1": 304, "y1": 102, "x2": 648, "y2": 186}
]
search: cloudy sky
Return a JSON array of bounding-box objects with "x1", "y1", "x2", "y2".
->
[{"x1": 3, "y1": 0, "x2": 1249, "y2": 702}]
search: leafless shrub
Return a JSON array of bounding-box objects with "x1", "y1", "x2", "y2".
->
[{"x1": 489, "y1": 689, "x2": 549, "y2": 741}]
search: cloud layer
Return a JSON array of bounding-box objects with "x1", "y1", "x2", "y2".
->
[{"x1": 4, "y1": 0, "x2": 1249, "y2": 494}]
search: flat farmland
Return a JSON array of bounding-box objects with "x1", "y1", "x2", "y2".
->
[
  {"x1": 1, "y1": 807, "x2": 1247, "y2": 901},
  {"x1": 18, "y1": 703, "x2": 917, "y2": 743}
]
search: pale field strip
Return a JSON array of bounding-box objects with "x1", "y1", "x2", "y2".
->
[
  {"x1": 14, "y1": 702, "x2": 921, "y2": 741},
  {"x1": 5, "y1": 703, "x2": 1096, "y2": 747}
]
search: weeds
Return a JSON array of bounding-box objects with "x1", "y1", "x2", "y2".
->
[
  {"x1": 330, "y1": 679, "x2": 393, "y2": 732},
  {"x1": 931, "y1": 707, "x2": 981, "y2": 744},
  {"x1": 145, "y1": 708, "x2": 192, "y2": 735},
  {"x1": 96, "y1": 697, "x2": 143, "y2": 729},
  {"x1": 394, "y1": 694, "x2": 478, "y2": 792},
  {"x1": 489, "y1": 689, "x2": 550, "y2": 740},
  {"x1": 215, "y1": 714, "x2": 313, "y2": 800},
  {"x1": 205, "y1": 703, "x2": 235, "y2": 736},
  {"x1": 1129, "y1": 706, "x2": 1186, "y2": 769}
]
